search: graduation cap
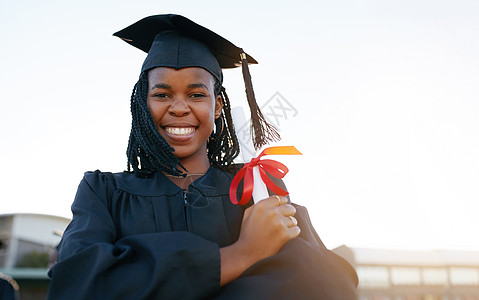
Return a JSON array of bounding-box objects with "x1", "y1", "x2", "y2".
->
[{"x1": 113, "y1": 14, "x2": 279, "y2": 149}]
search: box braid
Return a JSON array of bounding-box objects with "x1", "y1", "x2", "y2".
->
[
  {"x1": 207, "y1": 81, "x2": 240, "y2": 168},
  {"x1": 126, "y1": 72, "x2": 184, "y2": 177},
  {"x1": 126, "y1": 71, "x2": 240, "y2": 178}
]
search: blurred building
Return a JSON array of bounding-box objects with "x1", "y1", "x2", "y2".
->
[
  {"x1": 334, "y1": 245, "x2": 479, "y2": 300},
  {"x1": 0, "y1": 213, "x2": 70, "y2": 300},
  {"x1": 3, "y1": 214, "x2": 479, "y2": 300}
]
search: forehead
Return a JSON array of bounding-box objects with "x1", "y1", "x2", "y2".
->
[{"x1": 147, "y1": 67, "x2": 216, "y2": 84}]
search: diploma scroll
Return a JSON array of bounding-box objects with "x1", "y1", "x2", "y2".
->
[{"x1": 231, "y1": 107, "x2": 269, "y2": 204}]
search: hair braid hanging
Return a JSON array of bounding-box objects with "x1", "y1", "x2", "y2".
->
[
  {"x1": 126, "y1": 72, "x2": 185, "y2": 177},
  {"x1": 207, "y1": 85, "x2": 240, "y2": 167}
]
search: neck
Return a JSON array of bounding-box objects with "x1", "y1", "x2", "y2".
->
[{"x1": 177, "y1": 151, "x2": 210, "y2": 176}]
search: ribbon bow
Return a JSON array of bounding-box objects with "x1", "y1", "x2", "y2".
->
[{"x1": 229, "y1": 146, "x2": 302, "y2": 205}]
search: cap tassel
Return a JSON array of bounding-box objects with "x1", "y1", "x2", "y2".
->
[{"x1": 240, "y1": 51, "x2": 280, "y2": 149}]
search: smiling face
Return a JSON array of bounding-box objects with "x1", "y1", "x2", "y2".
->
[{"x1": 147, "y1": 67, "x2": 223, "y2": 170}]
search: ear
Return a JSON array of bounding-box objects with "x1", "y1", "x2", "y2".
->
[{"x1": 214, "y1": 94, "x2": 223, "y2": 119}]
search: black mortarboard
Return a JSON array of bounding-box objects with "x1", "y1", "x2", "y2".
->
[
  {"x1": 114, "y1": 14, "x2": 278, "y2": 149},
  {"x1": 113, "y1": 14, "x2": 257, "y2": 84}
]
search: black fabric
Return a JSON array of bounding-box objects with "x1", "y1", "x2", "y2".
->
[
  {"x1": 113, "y1": 14, "x2": 257, "y2": 80},
  {"x1": 0, "y1": 278, "x2": 16, "y2": 300},
  {"x1": 47, "y1": 167, "x2": 357, "y2": 299},
  {"x1": 216, "y1": 206, "x2": 358, "y2": 299}
]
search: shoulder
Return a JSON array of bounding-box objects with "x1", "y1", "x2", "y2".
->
[
  {"x1": 221, "y1": 163, "x2": 244, "y2": 175},
  {"x1": 211, "y1": 164, "x2": 244, "y2": 182},
  {"x1": 81, "y1": 170, "x2": 153, "y2": 194},
  {"x1": 208, "y1": 164, "x2": 244, "y2": 184},
  {"x1": 82, "y1": 169, "x2": 131, "y2": 187}
]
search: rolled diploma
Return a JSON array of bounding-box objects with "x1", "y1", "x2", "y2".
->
[{"x1": 231, "y1": 106, "x2": 270, "y2": 204}]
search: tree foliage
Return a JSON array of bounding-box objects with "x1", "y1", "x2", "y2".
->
[{"x1": 17, "y1": 251, "x2": 49, "y2": 268}]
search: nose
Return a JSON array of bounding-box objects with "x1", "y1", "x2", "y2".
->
[{"x1": 168, "y1": 98, "x2": 190, "y2": 117}]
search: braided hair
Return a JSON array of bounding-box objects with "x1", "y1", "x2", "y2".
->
[{"x1": 126, "y1": 71, "x2": 240, "y2": 177}]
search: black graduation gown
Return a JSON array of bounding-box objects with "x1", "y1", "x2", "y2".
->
[
  {"x1": 0, "y1": 278, "x2": 16, "y2": 300},
  {"x1": 47, "y1": 167, "x2": 357, "y2": 299}
]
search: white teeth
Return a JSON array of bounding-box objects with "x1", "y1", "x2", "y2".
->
[{"x1": 166, "y1": 127, "x2": 195, "y2": 136}]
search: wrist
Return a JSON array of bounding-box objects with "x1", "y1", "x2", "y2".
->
[{"x1": 219, "y1": 242, "x2": 255, "y2": 287}]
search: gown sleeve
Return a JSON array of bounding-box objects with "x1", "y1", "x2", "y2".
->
[
  {"x1": 215, "y1": 172, "x2": 358, "y2": 299},
  {"x1": 215, "y1": 205, "x2": 358, "y2": 299},
  {"x1": 47, "y1": 171, "x2": 221, "y2": 300}
]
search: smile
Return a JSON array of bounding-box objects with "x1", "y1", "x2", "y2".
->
[{"x1": 164, "y1": 126, "x2": 196, "y2": 136}]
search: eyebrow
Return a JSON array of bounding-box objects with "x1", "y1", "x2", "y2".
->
[
  {"x1": 187, "y1": 83, "x2": 209, "y2": 90},
  {"x1": 151, "y1": 83, "x2": 171, "y2": 90},
  {"x1": 150, "y1": 82, "x2": 210, "y2": 91}
]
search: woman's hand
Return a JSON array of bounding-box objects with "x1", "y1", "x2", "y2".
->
[
  {"x1": 219, "y1": 195, "x2": 301, "y2": 286},
  {"x1": 238, "y1": 195, "x2": 300, "y2": 261}
]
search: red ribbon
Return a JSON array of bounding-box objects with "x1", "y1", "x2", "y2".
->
[{"x1": 229, "y1": 146, "x2": 302, "y2": 205}]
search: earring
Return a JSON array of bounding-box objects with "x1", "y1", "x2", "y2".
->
[
  {"x1": 210, "y1": 117, "x2": 224, "y2": 140},
  {"x1": 215, "y1": 117, "x2": 224, "y2": 136}
]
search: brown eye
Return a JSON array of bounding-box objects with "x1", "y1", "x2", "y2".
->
[
  {"x1": 190, "y1": 93, "x2": 206, "y2": 98},
  {"x1": 152, "y1": 93, "x2": 170, "y2": 100}
]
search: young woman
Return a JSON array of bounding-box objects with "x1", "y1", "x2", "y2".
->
[{"x1": 47, "y1": 14, "x2": 357, "y2": 299}]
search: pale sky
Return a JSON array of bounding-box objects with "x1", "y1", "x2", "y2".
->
[{"x1": 1, "y1": 0, "x2": 478, "y2": 252}]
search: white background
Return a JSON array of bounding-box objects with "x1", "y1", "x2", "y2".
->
[{"x1": 1, "y1": 0, "x2": 478, "y2": 251}]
